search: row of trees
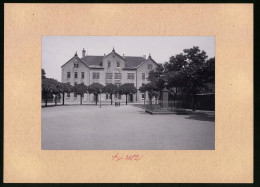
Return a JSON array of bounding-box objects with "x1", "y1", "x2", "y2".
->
[
  {"x1": 42, "y1": 46, "x2": 214, "y2": 110},
  {"x1": 42, "y1": 69, "x2": 137, "y2": 107},
  {"x1": 138, "y1": 46, "x2": 215, "y2": 111}
]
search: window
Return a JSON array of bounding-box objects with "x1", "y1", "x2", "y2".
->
[
  {"x1": 67, "y1": 72, "x2": 71, "y2": 79},
  {"x1": 142, "y1": 73, "x2": 145, "y2": 80},
  {"x1": 142, "y1": 93, "x2": 145, "y2": 99},
  {"x1": 115, "y1": 93, "x2": 121, "y2": 99},
  {"x1": 148, "y1": 64, "x2": 153, "y2": 70},
  {"x1": 74, "y1": 93, "x2": 77, "y2": 97},
  {"x1": 67, "y1": 93, "x2": 70, "y2": 97},
  {"x1": 74, "y1": 63, "x2": 79, "y2": 68},
  {"x1": 127, "y1": 73, "x2": 135, "y2": 80},
  {"x1": 106, "y1": 73, "x2": 112, "y2": 79},
  {"x1": 117, "y1": 62, "x2": 120, "y2": 67},
  {"x1": 115, "y1": 73, "x2": 121, "y2": 79},
  {"x1": 81, "y1": 72, "x2": 84, "y2": 79},
  {"x1": 93, "y1": 72, "x2": 100, "y2": 79},
  {"x1": 74, "y1": 72, "x2": 78, "y2": 79},
  {"x1": 108, "y1": 61, "x2": 111, "y2": 67},
  {"x1": 106, "y1": 94, "x2": 111, "y2": 100}
]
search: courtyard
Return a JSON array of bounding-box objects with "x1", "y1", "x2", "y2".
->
[{"x1": 42, "y1": 104, "x2": 215, "y2": 150}]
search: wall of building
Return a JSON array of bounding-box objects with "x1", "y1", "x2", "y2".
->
[
  {"x1": 61, "y1": 56, "x2": 90, "y2": 103},
  {"x1": 61, "y1": 54, "x2": 159, "y2": 104},
  {"x1": 61, "y1": 56, "x2": 90, "y2": 86},
  {"x1": 136, "y1": 58, "x2": 158, "y2": 102}
]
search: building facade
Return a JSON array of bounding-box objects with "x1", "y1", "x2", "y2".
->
[{"x1": 61, "y1": 48, "x2": 159, "y2": 103}]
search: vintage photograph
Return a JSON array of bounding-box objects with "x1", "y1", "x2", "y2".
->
[{"x1": 42, "y1": 36, "x2": 215, "y2": 150}]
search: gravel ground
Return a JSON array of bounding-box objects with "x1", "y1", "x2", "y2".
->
[{"x1": 42, "y1": 104, "x2": 215, "y2": 150}]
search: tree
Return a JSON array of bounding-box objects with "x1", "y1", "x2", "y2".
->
[
  {"x1": 139, "y1": 84, "x2": 147, "y2": 105},
  {"x1": 42, "y1": 68, "x2": 46, "y2": 79},
  {"x1": 118, "y1": 83, "x2": 137, "y2": 105},
  {"x1": 164, "y1": 53, "x2": 187, "y2": 72},
  {"x1": 60, "y1": 83, "x2": 73, "y2": 105},
  {"x1": 144, "y1": 83, "x2": 159, "y2": 105},
  {"x1": 73, "y1": 83, "x2": 88, "y2": 105},
  {"x1": 88, "y1": 83, "x2": 104, "y2": 105},
  {"x1": 165, "y1": 53, "x2": 188, "y2": 92},
  {"x1": 42, "y1": 78, "x2": 61, "y2": 107},
  {"x1": 165, "y1": 46, "x2": 214, "y2": 111},
  {"x1": 147, "y1": 64, "x2": 165, "y2": 92},
  {"x1": 103, "y1": 84, "x2": 118, "y2": 105}
]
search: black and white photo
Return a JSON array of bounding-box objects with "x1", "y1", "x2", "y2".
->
[{"x1": 42, "y1": 36, "x2": 215, "y2": 150}]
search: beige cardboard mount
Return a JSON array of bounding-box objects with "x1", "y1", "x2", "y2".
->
[{"x1": 4, "y1": 4, "x2": 253, "y2": 183}]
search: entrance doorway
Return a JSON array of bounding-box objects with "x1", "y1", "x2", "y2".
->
[
  {"x1": 129, "y1": 94, "x2": 133, "y2": 102},
  {"x1": 94, "y1": 94, "x2": 99, "y2": 102}
]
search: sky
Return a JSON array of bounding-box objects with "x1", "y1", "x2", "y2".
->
[{"x1": 42, "y1": 36, "x2": 215, "y2": 81}]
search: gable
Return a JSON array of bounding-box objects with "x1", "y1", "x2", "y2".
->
[
  {"x1": 104, "y1": 51, "x2": 125, "y2": 61},
  {"x1": 61, "y1": 55, "x2": 89, "y2": 69},
  {"x1": 137, "y1": 57, "x2": 159, "y2": 70}
]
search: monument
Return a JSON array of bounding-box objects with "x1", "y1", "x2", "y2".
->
[
  {"x1": 161, "y1": 87, "x2": 169, "y2": 109},
  {"x1": 145, "y1": 81, "x2": 187, "y2": 115}
]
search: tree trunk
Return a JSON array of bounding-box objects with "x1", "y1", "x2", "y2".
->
[
  {"x1": 80, "y1": 95, "x2": 82, "y2": 105},
  {"x1": 45, "y1": 92, "x2": 48, "y2": 107},
  {"x1": 111, "y1": 94, "x2": 113, "y2": 105},
  {"x1": 95, "y1": 94, "x2": 98, "y2": 105},
  {"x1": 63, "y1": 92, "x2": 65, "y2": 105},
  {"x1": 144, "y1": 93, "x2": 145, "y2": 106},
  {"x1": 192, "y1": 93, "x2": 196, "y2": 111},
  {"x1": 126, "y1": 94, "x2": 128, "y2": 105},
  {"x1": 55, "y1": 94, "x2": 57, "y2": 106}
]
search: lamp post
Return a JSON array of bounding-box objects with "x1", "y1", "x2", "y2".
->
[{"x1": 99, "y1": 89, "x2": 102, "y2": 108}]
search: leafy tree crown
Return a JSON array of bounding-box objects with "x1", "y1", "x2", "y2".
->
[
  {"x1": 103, "y1": 84, "x2": 118, "y2": 94},
  {"x1": 118, "y1": 83, "x2": 137, "y2": 95},
  {"x1": 88, "y1": 83, "x2": 104, "y2": 95}
]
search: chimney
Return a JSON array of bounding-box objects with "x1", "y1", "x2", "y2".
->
[
  {"x1": 143, "y1": 55, "x2": 146, "y2": 59},
  {"x1": 82, "y1": 48, "x2": 86, "y2": 57}
]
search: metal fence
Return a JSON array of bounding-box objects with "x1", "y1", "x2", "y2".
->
[{"x1": 144, "y1": 93, "x2": 215, "y2": 111}]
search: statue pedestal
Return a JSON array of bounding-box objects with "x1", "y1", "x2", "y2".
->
[{"x1": 162, "y1": 88, "x2": 169, "y2": 109}]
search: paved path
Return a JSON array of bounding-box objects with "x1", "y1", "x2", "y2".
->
[{"x1": 42, "y1": 105, "x2": 215, "y2": 150}]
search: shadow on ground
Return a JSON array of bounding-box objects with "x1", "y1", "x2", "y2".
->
[
  {"x1": 131, "y1": 104, "x2": 147, "y2": 109},
  {"x1": 138, "y1": 111, "x2": 149, "y2": 115},
  {"x1": 132, "y1": 104, "x2": 215, "y2": 122},
  {"x1": 185, "y1": 112, "x2": 215, "y2": 122}
]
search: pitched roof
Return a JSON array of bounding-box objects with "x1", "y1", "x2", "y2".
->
[
  {"x1": 124, "y1": 56, "x2": 146, "y2": 68},
  {"x1": 81, "y1": 56, "x2": 103, "y2": 66},
  {"x1": 61, "y1": 51, "x2": 156, "y2": 69},
  {"x1": 80, "y1": 55, "x2": 146, "y2": 69}
]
